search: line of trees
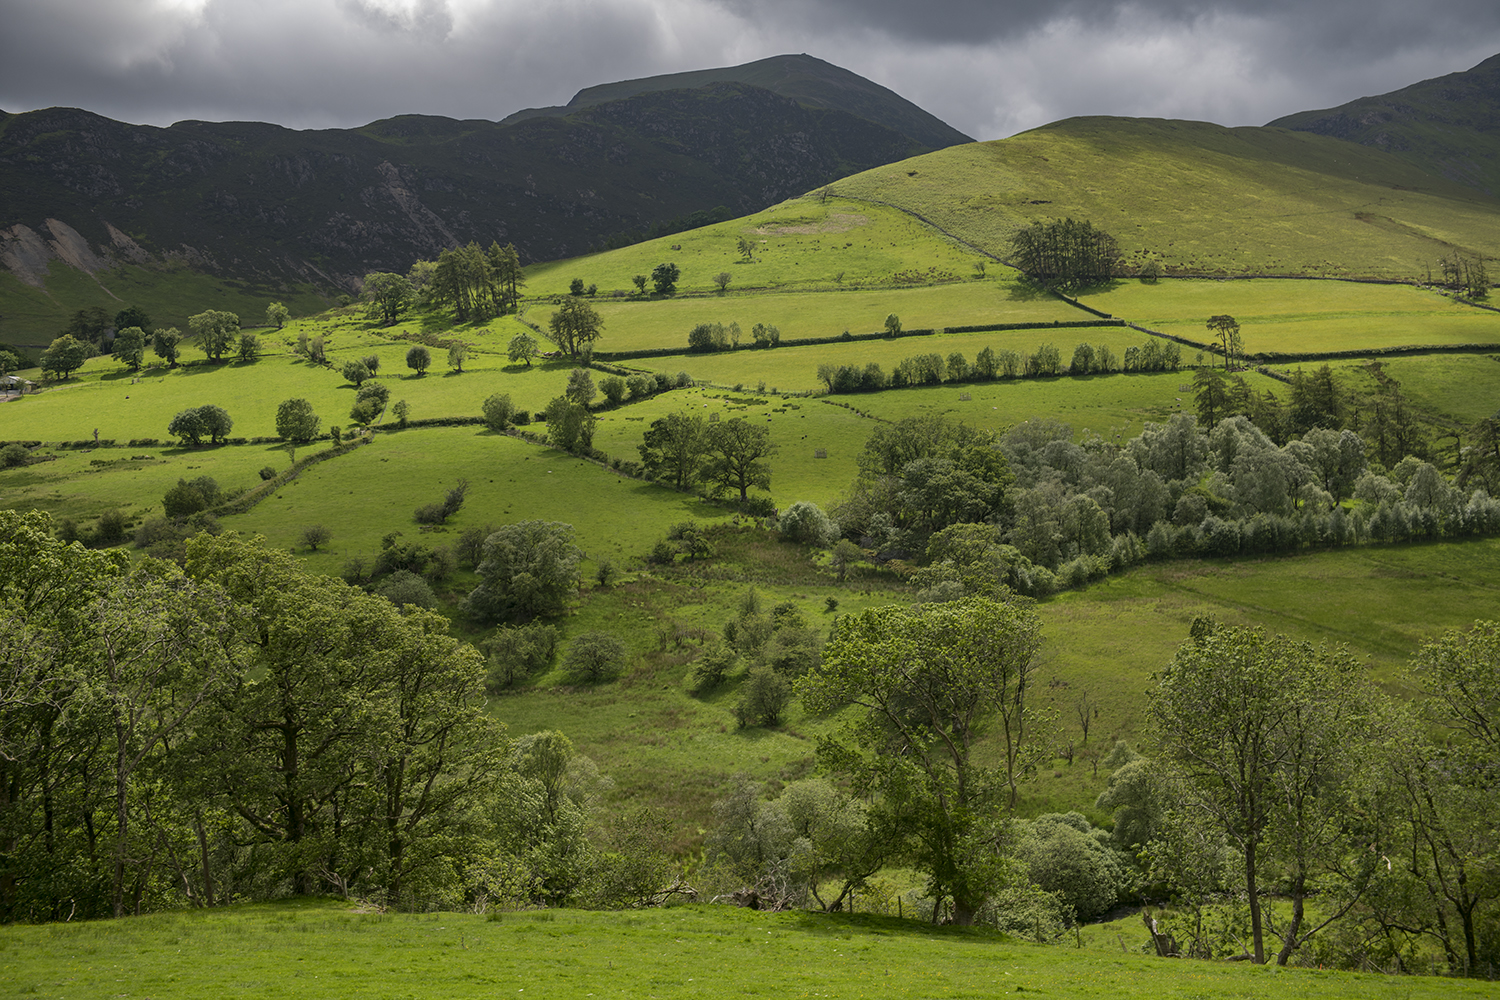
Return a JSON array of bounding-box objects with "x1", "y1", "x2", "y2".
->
[
  {"x1": 817, "y1": 338, "x2": 1182, "y2": 393},
  {"x1": 828, "y1": 410, "x2": 1500, "y2": 599}
]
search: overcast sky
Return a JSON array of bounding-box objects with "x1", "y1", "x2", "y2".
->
[{"x1": 2, "y1": 0, "x2": 1498, "y2": 140}]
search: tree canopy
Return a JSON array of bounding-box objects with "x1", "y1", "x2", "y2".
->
[{"x1": 799, "y1": 596, "x2": 1045, "y2": 925}]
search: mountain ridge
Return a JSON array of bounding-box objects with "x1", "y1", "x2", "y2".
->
[{"x1": 1268, "y1": 53, "x2": 1500, "y2": 197}]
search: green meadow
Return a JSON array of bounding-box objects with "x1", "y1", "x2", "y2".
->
[
  {"x1": 583, "y1": 278, "x2": 1085, "y2": 353},
  {"x1": 1077, "y1": 277, "x2": 1500, "y2": 355},
  {"x1": 523, "y1": 197, "x2": 987, "y2": 297},
  {"x1": 226, "y1": 427, "x2": 732, "y2": 579},
  {"x1": 5, "y1": 900, "x2": 1490, "y2": 1000},
  {"x1": 589, "y1": 387, "x2": 873, "y2": 509},
  {"x1": 0, "y1": 343, "x2": 573, "y2": 443},
  {"x1": 842, "y1": 369, "x2": 1282, "y2": 442}
]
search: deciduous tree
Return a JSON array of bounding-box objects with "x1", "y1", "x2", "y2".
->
[{"x1": 799, "y1": 596, "x2": 1045, "y2": 925}]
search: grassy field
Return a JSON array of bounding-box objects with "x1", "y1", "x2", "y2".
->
[
  {"x1": 834, "y1": 117, "x2": 1500, "y2": 280},
  {"x1": 523, "y1": 197, "x2": 989, "y2": 298},
  {"x1": 841, "y1": 369, "x2": 1287, "y2": 443},
  {"x1": 224, "y1": 426, "x2": 734, "y2": 580},
  {"x1": 3, "y1": 898, "x2": 1492, "y2": 1000},
  {"x1": 1368, "y1": 352, "x2": 1500, "y2": 424},
  {"x1": 1076, "y1": 278, "x2": 1500, "y2": 355},
  {"x1": 0, "y1": 338, "x2": 574, "y2": 444},
  {"x1": 580, "y1": 278, "x2": 1085, "y2": 353}
]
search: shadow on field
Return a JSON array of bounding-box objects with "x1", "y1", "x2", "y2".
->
[{"x1": 784, "y1": 910, "x2": 1007, "y2": 942}]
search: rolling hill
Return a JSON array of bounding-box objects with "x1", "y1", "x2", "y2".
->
[{"x1": 832, "y1": 115, "x2": 1500, "y2": 279}]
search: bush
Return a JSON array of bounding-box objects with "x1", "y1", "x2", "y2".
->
[
  {"x1": 377, "y1": 570, "x2": 437, "y2": 610},
  {"x1": 483, "y1": 622, "x2": 560, "y2": 690},
  {"x1": 733, "y1": 666, "x2": 791, "y2": 727},
  {"x1": 414, "y1": 502, "x2": 448, "y2": 525},
  {"x1": 482, "y1": 393, "x2": 514, "y2": 432},
  {"x1": 563, "y1": 630, "x2": 627, "y2": 683},
  {"x1": 691, "y1": 641, "x2": 738, "y2": 692},
  {"x1": 95, "y1": 509, "x2": 127, "y2": 546},
  {"x1": 778, "y1": 501, "x2": 839, "y2": 547},
  {"x1": 600, "y1": 376, "x2": 627, "y2": 405},
  {"x1": 1, "y1": 443, "x2": 29, "y2": 468},
  {"x1": 258, "y1": 465, "x2": 277, "y2": 481}
]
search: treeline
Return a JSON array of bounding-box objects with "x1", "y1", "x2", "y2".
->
[
  {"x1": 822, "y1": 410, "x2": 1500, "y2": 598},
  {"x1": 817, "y1": 337, "x2": 1181, "y2": 392},
  {"x1": 0, "y1": 513, "x2": 679, "y2": 920}
]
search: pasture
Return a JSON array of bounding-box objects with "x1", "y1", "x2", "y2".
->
[
  {"x1": 833, "y1": 118, "x2": 1500, "y2": 280},
  {"x1": 1077, "y1": 278, "x2": 1500, "y2": 355},
  {"x1": 523, "y1": 196, "x2": 988, "y2": 297},
  {"x1": 0, "y1": 341, "x2": 574, "y2": 443},
  {"x1": 583, "y1": 279, "x2": 1085, "y2": 353},
  {"x1": 223, "y1": 426, "x2": 734, "y2": 580},
  {"x1": 3, "y1": 897, "x2": 1491, "y2": 1000}
]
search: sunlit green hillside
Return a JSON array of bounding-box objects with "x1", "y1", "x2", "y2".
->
[{"x1": 835, "y1": 117, "x2": 1500, "y2": 279}]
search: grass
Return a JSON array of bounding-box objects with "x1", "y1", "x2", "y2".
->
[
  {"x1": 1076, "y1": 278, "x2": 1500, "y2": 355},
  {"x1": 224, "y1": 426, "x2": 734, "y2": 580},
  {"x1": 1, "y1": 898, "x2": 1492, "y2": 999},
  {"x1": 0, "y1": 336, "x2": 575, "y2": 444},
  {"x1": 1366, "y1": 352, "x2": 1500, "y2": 424},
  {"x1": 843, "y1": 369, "x2": 1286, "y2": 443},
  {"x1": 834, "y1": 118, "x2": 1500, "y2": 280},
  {"x1": 522, "y1": 197, "x2": 989, "y2": 298},
  {"x1": 579, "y1": 278, "x2": 1085, "y2": 353}
]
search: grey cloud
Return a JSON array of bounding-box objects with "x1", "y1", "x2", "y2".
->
[{"x1": 0, "y1": 0, "x2": 1496, "y2": 140}]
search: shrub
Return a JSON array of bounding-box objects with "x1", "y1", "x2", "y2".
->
[
  {"x1": 778, "y1": 501, "x2": 840, "y2": 547},
  {"x1": 733, "y1": 666, "x2": 791, "y2": 727},
  {"x1": 1, "y1": 443, "x2": 30, "y2": 468},
  {"x1": 259, "y1": 465, "x2": 277, "y2": 481},
  {"x1": 691, "y1": 641, "x2": 738, "y2": 692},
  {"x1": 377, "y1": 570, "x2": 437, "y2": 610},
  {"x1": 600, "y1": 376, "x2": 627, "y2": 405},
  {"x1": 95, "y1": 509, "x2": 127, "y2": 546},
  {"x1": 563, "y1": 630, "x2": 627, "y2": 683},
  {"x1": 483, "y1": 622, "x2": 560, "y2": 690},
  {"x1": 482, "y1": 393, "x2": 514, "y2": 432}
]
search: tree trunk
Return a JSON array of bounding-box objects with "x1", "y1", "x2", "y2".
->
[
  {"x1": 1244, "y1": 840, "x2": 1264, "y2": 964},
  {"x1": 1275, "y1": 874, "x2": 1305, "y2": 966}
]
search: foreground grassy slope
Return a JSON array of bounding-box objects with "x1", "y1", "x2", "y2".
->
[
  {"x1": 3, "y1": 899, "x2": 1491, "y2": 999},
  {"x1": 834, "y1": 117, "x2": 1500, "y2": 279}
]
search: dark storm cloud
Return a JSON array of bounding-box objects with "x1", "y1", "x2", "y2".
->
[{"x1": 0, "y1": 0, "x2": 1497, "y2": 139}]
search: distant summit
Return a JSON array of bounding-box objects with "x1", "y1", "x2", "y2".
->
[
  {"x1": 1269, "y1": 53, "x2": 1500, "y2": 197},
  {"x1": 501, "y1": 53, "x2": 973, "y2": 151}
]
